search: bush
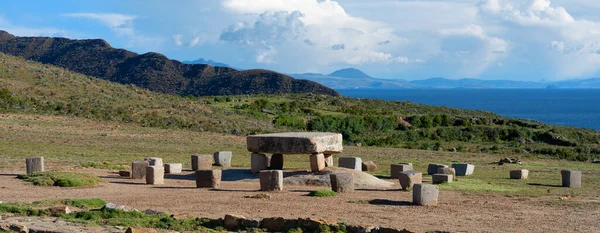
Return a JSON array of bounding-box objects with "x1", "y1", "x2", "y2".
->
[
  {"x1": 18, "y1": 172, "x2": 100, "y2": 187},
  {"x1": 308, "y1": 189, "x2": 337, "y2": 197},
  {"x1": 62, "y1": 198, "x2": 106, "y2": 208}
]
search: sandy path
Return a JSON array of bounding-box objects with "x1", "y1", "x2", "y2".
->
[{"x1": 0, "y1": 168, "x2": 599, "y2": 232}]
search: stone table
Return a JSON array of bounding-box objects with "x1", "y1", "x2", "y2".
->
[{"x1": 246, "y1": 132, "x2": 343, "y2": 173}]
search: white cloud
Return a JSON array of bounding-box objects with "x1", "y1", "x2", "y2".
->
[
  {"x1": 62, "y1": 13, "x2": 136, "y2": 36},
  {"x1": 256, "y1": 47, "x2": 277, "y2": 63},
  {"x1": 173, "y1": 34, "x2": 184, "y2": 46}
]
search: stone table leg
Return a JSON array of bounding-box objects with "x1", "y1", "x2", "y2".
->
[
  {"x1": 251, "y1": 153, "x2": 269, "y2": 173},
  {"x1": 270, "y1": 154, "x2": 284, "y2": 170},
  {"x1": 310, "y1": 153, "x2": 325, "y2": 172},
  {"x1": 324, "y1": 154, "x2": 334, "y2": 167}
]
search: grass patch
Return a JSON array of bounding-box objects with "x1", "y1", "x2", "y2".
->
[
  {"x1": 78, "y1": 161, "x2": 127, "y2": 170},
  {"x1": 308, "y1": 189, "x2": 337, "y2": 197},
  {"x1": 62, "y1": 198, "x2": 106, "y2": 208},
  {"x1": 17, "y1": 172, "x2": 101, "y2": 187}
]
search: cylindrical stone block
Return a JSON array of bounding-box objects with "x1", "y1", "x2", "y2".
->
[
  {"x1": 399, "y1": 171, "x2": 422, "y2": 190},
  {"x1": 330, "y1": 173, "x2": 354, "y2": 193},
  {"x1": 324, "y1": 154, "x2": 334, "y2": 167},
  {"x1": 26, "y1": 157, "x2": 44, "y2": 174},
  {"x1": 251, "y1": 153, "x2": 270, "y2": 173},
  {"x1": 451, "y1": 163, "x2": 475, "y2": 176},
  {"x1": 196, "y1": 170, "x2": 222, "y2": 188},
  {"x1": 390, "y1": 163, "x2": 413, "y2": 179},
  {"x1": 213, "y1": 151, "x2": 232, "y2": 167},
  {"x1": 270, "y1": 154, "x2": 284, "y2": 170},
  {"x1": 191, "y1": 154, "x2": 213, "y2": 171},
  {"x1": 146, "y1": 166, "x2": 164, "y2": 185},
  {"x1": 310, "y1": 153, "x2": 325, "y2": 172},
  {"x1": 510, "y1": 169, "x2": 529, "y2": 179},
  {"x1": 259, "y1": 170, "x2": 283, "y2": 191},
  {"x1": 561, "y1": 170, "x2": 582, "y2": 188},
  {"x1": 165, "y1": 163, "x2": 182, "y2": 174},
  {"x1": 131, "y1": 161, "x2": 150, "y2": 179},
  {"x1": 144, "y1": 157, "x2": 163, "y2": 167},
  {"x1": 427, "y1": 164, "x2": 448, "y2": 175},
  {"x1": 413, "y1": 184, "x2": 439, "y2": 206}
]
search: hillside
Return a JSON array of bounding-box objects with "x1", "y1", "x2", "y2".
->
[
  {"x1": 0, "y1": 53, "x2": 599, "y2": 161},
  {"x1": 0, "y1": 30, "x2": 339, "y2": 96}
]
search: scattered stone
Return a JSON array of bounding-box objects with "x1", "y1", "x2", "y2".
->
[
  {"x1": 125, "y1": 227, "x2": 158, "y2": 233},
  {"x1": 243, "y1": 193, "x2": 272, "y2": 199},
  {"x1": 310, "y1": 153, "x2": 326, "y2": 172},
  {"x1": 510, "y1": 169, "x2": 529, "y2": 179},
  {"x1": 48, "y1": 206, "x2": 71, "y2": 216},
  {"x1": 324, "y1": 154, "x2": 334, "y2": 167},
  {"x1": 330, "y1": 173, "x2": 354, "y2": 193},
  {"x1": 119, "y1": 170, "x2": 131, "y2": 177},
  {"x1": 390, "y1": 163, "x2": 413, "y2": 179},
  {"x1": 247, "y1": 132, "x2": 343, "y2": 154},
  {"x1": 131, "y1": 161, "x2": 150, "y2": 179},
  {"x1": 260, "y1": 170, "x2": 283, "y2": 191},
  {"x1": 379, "y1": 227, "x2": 414, "y2": 233},
  {"x1": 412, "y1": 184, "x2": 439, "y2": 206},
  {"x1": 251, "y1": 153, "x2": 270, "y2": 173},
  {"x1": 240, "y1": 218, "x2": 261, "y2": 228},
  {"x1": 499, "y1": 157, "x2": 522, "y2": 165},
  {"x1": 104, "y1": 203, "x2": 137, "y2": 212},
  {"x1": 346, "y1": 224, "x2": 377, "y2": 233},
  {"x1": 437, "y1": 167, "x2": 456, "y2": 177},
  {"x1": 146, "y1": 166, "x2": 164, "y2": 185},
  {"x1": 164, "y1": 163, "x2": 182, "y2": 174},
  {"x1": 361, "y1": 161, "x2": 378, "y2": 172},
  {"x1": 191, "y1": 154, "x2": 213, "y2": 171},
  {"x1": 297, "y1": 218, "x2": 336, "y2": 230},
  {"x1": 399, "y1": 171, "x2": 422, "y2": 191},
  {"x1": 261, "y1": 217, "x2": 297, "y2": 232},
  {"x1": 432, "y1": 174, "x2": 453, "y2": 184},
  {"x1": 561, "y1": 170, "x2": 582, "y2": 188},
  {"x1": 144, "y1": 209, "x2": 165, "y2": 215},
  {"x1": 25, "y1": 157, "x2": 44, "y2": 174},
  {"x1": 339, "y1": 156, "x2": 362, "y2": 171},
  {"x1": 427, "y1": 164, "x2": 448, "y2": 175},
  {"x1": 270, "y1": 154, "x2": 284, "y2": 170},
  {"x1": 195, "y1": 170, "x2": 222, "y2": 188},
  {"x1": 224, "y1": 214, "x2": 245, "y2": 230},
  {"x1": 144, "y1": 157, "x2": 163, "y2": 167},
  {"x1": 213, "y1": 151, "x2": 232, "y2": 167},
  {"x1": 451, "y1": 163, "x2": 475, "y2": 176}
]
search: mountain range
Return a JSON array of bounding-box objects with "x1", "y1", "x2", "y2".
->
[
  {"x1": 182, "y1": 58, "x2": 230, "y2": 68},
  {"x1": 0, "y1": 31, "x2": 340, "y2": 96},
  {"x1": 291, "y1": 68, "x2": 600, "y2": 89}
]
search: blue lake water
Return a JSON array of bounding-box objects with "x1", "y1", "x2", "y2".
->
[{"x1": 338, "y1": 89, "x2": 600, "y2": 131}]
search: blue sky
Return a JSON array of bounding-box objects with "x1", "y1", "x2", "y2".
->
[{"x1": 1, "y1": 0, "x2": 600, "y2": 81}]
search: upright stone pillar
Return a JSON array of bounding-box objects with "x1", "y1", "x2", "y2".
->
[
  {"x1": 260, "y1": 170, "x2": 283, "y2": 191},
  {"x1": 251, "y1": 153, "x2": 270, "y2": 173},
  {"x1": 146, "y1": 166, "x2": 164, "y2": 185},
  {"x1": 310, "y1": 153, "x2": 325, "y2": 172},
  {"x1": 26, "y1": 157, "x2": 44, "y2": 174},
  {"x1": 324, "y1": 154, "x2": 334, "y2": 167},
  {"x1": 196, "y1": 170, "x2": 222, "y2": 188},
  {"x1": 270, "y1": 154, "x2": 284, "y2": 170},
  {"x1": 131, "y1": 161, "x2": 150, "y2": 179},
  {"x1": 191, "y1": 154, "x2": 213, "y2": 171}
]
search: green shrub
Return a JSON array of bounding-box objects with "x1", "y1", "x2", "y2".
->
[
  {"x1": 308, "y1": 189, "x2": 336, "y2": 197},
  {"x1": 62, "y1": 198, "x2": 106, "y2": 209},
  {"x1": 18, "y1": 172, "x2": 100, "y2": 187}
]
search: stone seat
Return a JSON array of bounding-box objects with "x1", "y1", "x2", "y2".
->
[{"x1": 246, "y1": 132, "x2": 343, "y2": 154}]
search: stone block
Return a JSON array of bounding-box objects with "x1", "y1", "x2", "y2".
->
[
  {"x1": 437, "y1": 167, "x2": 456, "y2": 177},
  {"x1": 25, "y1": 157, "x2": 44, "y2": 174},
  {"x1": 261, "y1": 217, "x2": 297, "y2": 232},
  {"x1": 270, "y1": 154, "x2": 284, "y2": 169},
  {"x1": 297, "y1": 218, "x2": 337, "y2": 230},
  {"x1": 191, "y1": 154, "x2": 213, "y2": 171},
  {"x1": 131, "y1": 161, "x2": 150, "y2": 179},
  {"x1": 346, "y1": 224, "x2": 376, "y2": 233},
  {"x1": 48, "y1": 206, "x2": 71, "y2": 216},
  {"x1": 412, "y1": 183, "x2": 439, "y2": 206},
  {"x1": 246, "y1": 132, "x2": 343, "y2": 154},
  {"x1": 390, "y1": 163, "x2": 413, "y2": 179},
  {"x1": 119, "y1": 170, "x2": 131, "y2": 177},
  {"x1": 125, "y1": 227, "x2": 158, "y2": 233},
  {"x1": 361, "y1": 161, "x2": 378, "y2": 172},
  {"x1": 165, "y1": 163, "x2": 182, "y2": 174},
  {"x1": 399, "y1": 171, "x2": 422, "y2": 190},
  {"x1": 432, "y1": 174, "x2": 453, "y2": 184},
  {"x1": 330, "y1": 173, "x2": 354, "y2": 193},
  {"x1": 324, "y1": 154, "x2": 334, "y2": 167},
  {"x1": 144, "y1": 157, "x2": 163, "y2": 167},
  {"x1": 224, "y1": 214, "x2": 245, "y2": 230},
  {"x1": 260, "y1": 170, "x2": 283, "y2": 191},
  {"x1": 213, "y1": 151, "x2": 232, "y2": 167},
  {"x1": 146, "y1": 166, "x2": 164, "y2": 185},
  {"x1": 310, "y1": 153, "x2": 325, "y2": 172},
  {"x1": 427, "y1": 164, "x2": 448, "y2": 175},
  {"x1": 561, "y1": 170, "x2": 582, "y2": 188},
  {"x1": 195, "y1": 170, "x2": 222, "y2": 188},
  {"x1": 510, "y1": 169, "x2": 529, "y2": 179},
  {"x1": 339, "y1": 156, "x2": 362, "y2": 171},
  {"x1": 452, "y1": 163, "x2": 475, "y2": 176},
  {"x1": 251, "y1": 153, "x2": 270, "y2": 173}
]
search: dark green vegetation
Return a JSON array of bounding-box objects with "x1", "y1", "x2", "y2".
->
[
  {"x1": 0, "y1": 198, "x2": 104, "y2": 216},
  {"x1": 17, "y1": 172, "x2": 101, "y2": 187},
  {"x1": 308, "y1": 189, "x2": 337, "y2": 197},
  {"x1": 0, "y1": 31, "x2": 339, "y2": 96},
  {"x1": 0, "y1": 53, "x2": 599, "y2": 161}
]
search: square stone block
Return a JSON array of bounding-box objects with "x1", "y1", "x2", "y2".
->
[
  {"x1": 330, "y1": 173, "x2": 354, "y2": 193},
  {"x1": 195, "y1": 170, "x2": 222, "y2": 188},
  {"x1": 251, "y1": 153, "x2": 270, "y2": 173},
  {"x1": 510, "y1": 169, "x2": 529, "y2": 179},
  {"x1": 146, "y1": 166, "x2": 164, "y2": 185},
  {"x1": 310, "y1": 153, "x2": 325, "y2": 172},
  {"x1": 339, "y1": 156, "x2": 362, "y2": 171},
  {"x1": 26, "y1": 157, "x2": 44, "y2": 174},
  {"x1": 144, "y1": 157, "x2": 163, "y2": 167},
  {"x1": 213, "y1": 151, "x2": 232, "y2": 167},
  {"x1": 561, "y1": 170, "x2": 582, "y2": 188},
  {"x1": 361, "y1": 161, "x2": 378, "y2": 172},
  {"x1": 399, "y1": 171, "x2": 422, "y2": 190},
  {"x1": 131, "y1": 161, "x2": 150, "y2": 179},
  {"x1": 451, "y1": 163, "x2": 475, "y2": 176},
  {"x1": 437, "y1": 167, "x2": 456, "y2": 177},
  {"x1": 432, "y1": 174, "x2": 453, "y2": 184},
  {"x1": 390, "y1": 163, "x2": 413, "y2": 179},
  {"x1": 191, "y1": 154, "x2": 213, "y2": 171},
  {"x1": 165, "y1": 163, "x2": 182, "y2": 174},
  {"x1": 260, "y1": 170, "x2": 283, "y2": 191},
  {"x1": 427, "y1": 164, "x2": 448, "y2": 175},
  {"x1": 412, "y1": 184, "x2": 439, "y2": 206}
]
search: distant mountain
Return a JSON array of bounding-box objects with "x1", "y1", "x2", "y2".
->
[
  {"x1": 182, "y1": 58, "x2": 230, "y2": 67},
  {"x1": 0, "y1": 30, "x2": 340, "y2": 96},
  {"x1": 549, "y1": 78, "x2": 600, "y2": 88},
  {"x1": 329, "y1": 68, "x2": 373, "y2": 79},
  {"x1": 409, "y1": 78, "x2": 546, "y2": 89}
]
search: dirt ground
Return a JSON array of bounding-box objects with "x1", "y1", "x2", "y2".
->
[{"x1": 1, "y1": 168, "x2": 599, "y2": 233}]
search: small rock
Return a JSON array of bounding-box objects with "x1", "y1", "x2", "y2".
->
[
  {"x1": 224, "y1": 214, "x2": 245, "y2": 230},
  {"x1": 243, "y1": 193, "x2": 271, "y2": 199},
  {"x1": 104, "y1": 203, "x2": 137, "y2": 212},
  {"x1": 125, "y1": 227, "x2": 158, "y2": 233},
  {"x1": 119, "y1": 170, "x2": 131, "y2": 177},
  {"x1": 144, "y1": 209, "x2": 165, "y2": 215},
  {"x1": 361, "y1": 161, "x2": 378, "y2": 172},
  {"x1": 48, "y1": 206, "x2": 71, "y2": 216}
]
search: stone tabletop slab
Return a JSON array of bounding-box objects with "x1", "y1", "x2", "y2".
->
[{"x1": 247, "y1": 132, "x2": 343, "y2": 154}]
